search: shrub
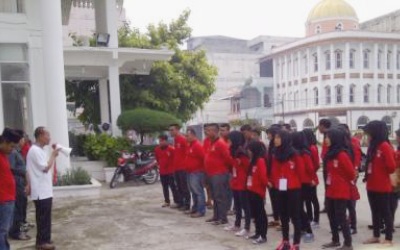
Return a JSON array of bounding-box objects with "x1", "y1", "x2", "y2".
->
[{"x1": 55, "y1": 167, "x2": 91, "y2": 186}]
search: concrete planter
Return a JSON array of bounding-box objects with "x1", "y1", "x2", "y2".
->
[
  {"x1": 53, "y1": 178, "x2": 101, "y2": 199},
  {"x1": 71, "y1": 158, "x2": 108, "y2": 181},
  {"x1": 104, "y1": 167, "x2": 123, "y2": 183}
]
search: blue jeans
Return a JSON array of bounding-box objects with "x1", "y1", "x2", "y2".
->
[
  {"x1": 188, "y1": 172, "x2": 206, "y2": 215},
  {"x1": 0, "y1": 201, "x2": 15, "y2": 250}
]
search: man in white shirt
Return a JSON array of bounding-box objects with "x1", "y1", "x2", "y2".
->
[{"x1": 26, "y1": 127, "x2": 59, "y2": 250}]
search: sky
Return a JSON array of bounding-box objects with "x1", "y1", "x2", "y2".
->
[{"x1": 124, "y1": 0, "x2": 400, "y2": 39}]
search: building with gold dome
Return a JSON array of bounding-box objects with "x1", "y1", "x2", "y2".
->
[{"x1": 261, "y1": 0, "x2": 400, "y2": 136}]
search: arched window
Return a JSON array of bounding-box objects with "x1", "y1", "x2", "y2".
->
[
  {"x1": 303, "y1": 118, "x2": 314, "y2": 129},
  {"x1": 349, "y1": 49, "x2": 356, "y2": 69},
  {"x1": 377, "y1": 84, "x2": 383, "y2": 103},
  {"x1": 325, "y1": 51, "x2": 331, "y2": 70},
  {"x1": 335, "y1": 85, "x2": 343, "y2": 104},
  {"x1": 397, "y1": 85, "x2": 400, "y2": 103},
  {"x1": 397, "y1": 52, "x2": 400, "y2": 70},
  {"x1": 387, "y1": 51, "x2": 392, "y2": 70},
  {"x1": 314, "y1": 87, "x2": 319, "y2": 105},
  {"x1": 315, "y1": 25, "x2": 321, "y2": 34},
  {"x1": 357, "y1": 116, "x2": 369, "y2": 129},
  {"x1": 290, "y1": 119, "x2": 297, "y2": 132},
  {"x1": 313, "y1": 53, "x2": 318, "y2": 72},
  {"x1": 378, "y1": 50, "x2": 383, "y2": 69},
  {"x1": 325, "y1": 86, "x2": 331, "y2": 105},
  {"x1": 382, "y1": 116, "x2": 393, "y2": 136},
  {"x1": 363, "y1": 84, "x2": 370, "y2": 103},
  {"x1": 387, "y1": 85, "x2": 392, "y2": 104},
  {"x1": 349, "y1": 84, "x2": 356, "y2": 103},
  {"x1": 335, "y1": 50, "x2": 343, "y2": 69},
  {"x1": 303, "y1": 55, "x2": 308, "y2": 74},
  {"x1": 363, "y1": 49, "x2": 370, "y2": 69}
]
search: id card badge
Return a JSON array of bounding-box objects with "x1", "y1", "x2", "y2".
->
[
  {"x1": 279, "y1": 178, "x2": 288, "y2": 191},
  {"x1": 232, "y1": 167, "x2": 237, "y2": 178},
  {"x1": 367, "y1": 163, "x2": 372, "y2": 174},
  {"x1": 247, "y1": 176, "x2": 253, "y2": 187}
]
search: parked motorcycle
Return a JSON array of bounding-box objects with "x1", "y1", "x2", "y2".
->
[{"x1": 109, "y1": 150, "x2": 159, "y2": 188}]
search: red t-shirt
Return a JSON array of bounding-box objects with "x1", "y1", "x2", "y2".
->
[
  {"x1": 351, "y1": 137, "x2": 362, "y2": 170},
  {"x1": 172, "y1": 135, "x2": 188, "y2": 172},
  {"x1": 154, "y1": 145, "x2": 175, "y2": 175},
  {"x1": 310, "y1": 145, "x2": 320, "y2": 185},
  {"x1": 230, "y1": 155, "x2": 250, "y2": 191},
  {"x1": 271, "y1": 154, "x2": 304, "y2": 190},
  {"x1": 204, "y1": 138, "x2": 232, "y2": 176},
  {"x1": 325, "y1": 151, "x2": 356, "y2": 200},
  {"x1": 366, "y1": 142, "x2": 396, "y2": 193},
  {"x1": 301, "y1": 153, "x2": 316, "y2": 184},
  {"x1": 247, "y1": 158, "x2": 268, "y2": 198},
  {"x1": 185, "y1": 140, "x2": 205, "y2": 173},
  {"x1": 0, "y1": 152, "x2": 16, "y2": 203}
]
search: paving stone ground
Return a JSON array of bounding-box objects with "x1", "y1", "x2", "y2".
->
[{"x1": 10, "y1": 172, "x2": 400, "y2": 250}]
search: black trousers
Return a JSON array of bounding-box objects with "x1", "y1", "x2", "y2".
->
[
  {"x1": 269, "y1": 187, "x2": 280, "y2": 221},
  {"x1": 9, "y1": 191, "x2": 28, "y2": 237},
  {"x1": 367, "y1": 191, "x2": 394, "y2": 241},
  {"x1": 305, "y1": 185, "x2": 320, "y2": 223},
  {"x1": 34, "y1": 198, "x2": 52, "y2": 245},
  {"x1": 233, "y1": 190, "x2": 251, "y2": 230},
  {"x1": 390, "y1": 191, "x2": 400, "y2": 222},
  {"x1": 279, "y1": 189, "x2": 302, "y2": 244},
  {"x1": 326, "y1": 198, "x2": 352, "y2": 246},
  {"x1": 174, "y1": 170, "x2": 190, "y2": 209},
  {"x1": 160, "y1": 174, "x2": 180, "y2": 204},
  {"x1": 248, "y1": 191, "x2": 267, "y2": 239},
  {"x1": 209, "y1": 174, "x2": 229, "y2": 221},
  {"x1": 346, "y1": 200, "x2": 357, "y2": 230},
  {"x1": 301, "y1": 185, "x2": 313, "y2": 234}
]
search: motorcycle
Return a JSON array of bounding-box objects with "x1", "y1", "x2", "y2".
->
[{"x1": 109, "y1": 150, "x2": 159, "y2": 189}]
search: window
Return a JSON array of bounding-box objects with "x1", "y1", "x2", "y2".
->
[
  {"x1": 294, "y1": 58, "x2": 298, "y2": 77},
  {"x1": 349, "y1": 84, "x2": 356, "y2": 103},
  {"x1": 263, "y1": 87, "x2": 272, "y2": 107},
  {"x1": 314, "y1": 87, "x2": 319, "y2": 105},
  {"x1": 382, "y1": 116, "x2": 393, "y2": 136},
  {"x1": 397, "y1": 52, "x2": 400, "y2": 70},
  {"x1": 363, "y1": 84, "x2": 370, "y2": 103},
  {"x1": 325, "y1": 51, "x2": 331, "y2": 70},
  {"x1": 363, "y1": 50, "x2": 370, "y2": 69},
  {"x1": 325, "y1": 86, "x2": 331, "y2": 105},
  {"x1": 304, "y1": 55, "x2": 308, "y2": 74},
  {"x1": 387, "y1": 51, "x2": 392, "y2": 70},
  {"x1": 357, "y1": 116, "x2": 369, "y2": 129},
  {"x1": 313, "y1": 53, "x2": 318, "y2": 72},
  {"x1": 397, "y1": 85, "x2": 400, "y2": 103},
  {"x1": 377, "y1": 84, "x2": 383, "y2": 103},
  {"x1": 303, "y1": 119, "x2": 314, "y2": 129},
  {"x1": 349, "y1": 50, "x2": 356, "y2": 69},
  {"x1": 387, "y1": 85, "x2": 392, "y2": 103},
  {"x1": 0, "y1": 0, "x2": 24, "y2": 13},
  {"x1": 315, "y1": 25, "x2": 321, "y2": 34},
  {"x1": 335, "y1": 50, "x2": 343, "y2": 69},
  {"x1": 335, "y1": 85, "x2": 343, "y2": 104},
  {"x1": 378, "y1": 50, "x2": 383, "y2": 69},
  {"x1": 304, "y1": 89, "x2": 308, "y2": 107},
  {"x1": 336, "y1": 23, "x2": 343, "y2": 31}
]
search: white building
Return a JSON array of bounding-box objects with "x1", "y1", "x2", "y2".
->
[
  {"x1": 260, "y1": 0, "x2": 400, "y2": 136},
  {"x1": 0, "y1": 0, "x2": 172, "y2": 171}
]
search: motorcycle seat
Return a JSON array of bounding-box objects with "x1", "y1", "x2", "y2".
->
[{"x1": 136, "y1": 159, "x2": 153, "y2": 166}]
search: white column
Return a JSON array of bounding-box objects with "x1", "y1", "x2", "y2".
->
[
  {"x1": 94, "y1": 0, "x2": 118, "y2": 48},
  {"x1": 40, "y1": 0, "x2": 70, "y2": 172},
  {"x1": 108, "y1": 63, "x2": 122, "y2": 136},
  {"x1": 99, "y1": 79, "x2": 110, "y2": 123}
]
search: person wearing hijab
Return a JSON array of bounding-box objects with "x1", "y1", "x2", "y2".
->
[
  {"x1": 266, "y1": 125, "x2": 281, "y2": 229},
  {"x1": 321, "y1": 128, "x2": 356, "y2": 250},
  {"x1": 246, "y1": 141, "x2": 268, "y2": 244},
  {"x1": 362, "y1": 121, "x2": 396, "y2": 247},
  {"x1": 291, "y1": 131, "x2": 315, "y2": 243},
  {"x1": 303, "y1": 129, "x2": 320, "y2": 227},
  {"x1": 272, "y1": 130, "x2": 304, "y2": 250},
  {"x1": 392, "y1": 129, "x2": 400, "y2": 230},
  {"x1": 224, "y1": 131, "x2": 251, "y2": 238}
]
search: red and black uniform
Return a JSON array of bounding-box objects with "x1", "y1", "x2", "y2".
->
[
  {"x1": 155, "y1": 145, "x2": 179, "y2": 205},
  {"x1": 230, "y1": 156, "x2": 250, "y2": 191},
  {"x1": 173, "y1": 134, "x2": 190, "y2": 209}
]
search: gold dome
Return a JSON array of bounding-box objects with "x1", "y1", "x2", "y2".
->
[{"x1": 307, "y1": 0, "x2": 358, "y2": 23}]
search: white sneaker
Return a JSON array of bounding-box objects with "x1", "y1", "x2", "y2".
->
[
  {"x1": 235, "y1": 228, "x2": 250, "y2": 237},
  {"x1": 223, "y1": 225, "x2": 240, "y2": 231},
  {"x1": 310, "y1": 221, "x2": 320, "y2": 228}
]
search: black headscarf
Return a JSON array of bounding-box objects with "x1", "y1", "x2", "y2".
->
[
  {"x1": 274, "y1": 130, "x2": 296, "y2": 162},
  {"x1": 363, "y1": 121, "x2": 390, "y2": 179},
  {"x1": 228, "y1": 131, "x2": 247, "y2": 158},
  {"x1": 247, "y1": 140, "x2": 266, "y2": 175},
  {"x1": 395, "y1": 129, "x2": 400, "y2": 151},
  {"x1": 266, "y1": 124, "x2": 281, "y2": 175},
  {"x1": 291, "y1": 131, "x2": 311, "y2": 156},
  {"x1": 324, "y1": 128, "x2": 350, "y2": 163},
  {"x1": 303, "y1": 129, "x2": 317, "y2": 146}
]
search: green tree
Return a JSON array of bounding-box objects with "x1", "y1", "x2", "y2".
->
[{"x1": 117, "y1": 108, "x2": 180, "y2": 144}]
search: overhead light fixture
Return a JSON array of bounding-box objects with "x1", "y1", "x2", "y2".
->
[{"x1": 96, "y1": 33, "x2": 110, "y2": 47}]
